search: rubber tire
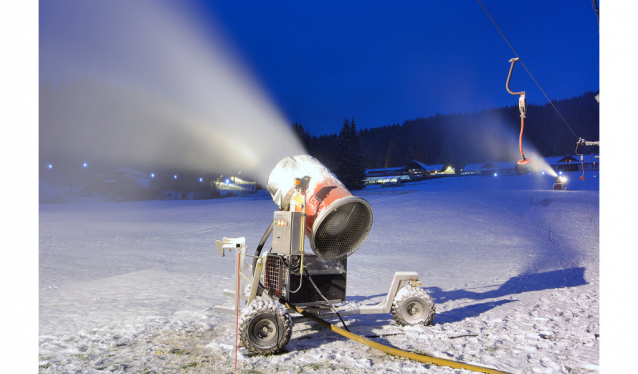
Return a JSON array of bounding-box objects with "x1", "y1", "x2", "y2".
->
[
  {"x1": 391, "y1": 285, "x2": 435, "y2": 326},
  {"x1": 238, "y1": 300, "x2": 292, "y2": 355}
]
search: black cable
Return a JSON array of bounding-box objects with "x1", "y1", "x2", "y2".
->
[
  {"x1": 307, "y1": 274, "x2": 350, "y2": 332},
  {"x1": 252, "y1": 220, "x2": 274, "y2": 273},
  {"x1": 288, "y1": 257, "x2": 304, "y2": 294}
]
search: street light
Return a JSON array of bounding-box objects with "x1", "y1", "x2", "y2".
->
[{"x1": 46, "y1": 164, "x2": 54, "y2": 184}]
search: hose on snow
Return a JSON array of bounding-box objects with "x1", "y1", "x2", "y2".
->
[{"x1": 283, "y1": 301, "x2": 509, "y2": 374}]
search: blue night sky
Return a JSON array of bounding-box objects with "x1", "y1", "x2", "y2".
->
[
  {"x1": 38, "y1": 1, "x2": 599, "y2": 137},
  {"x1": 195, "y1": 0, "x2": 599, "y2": 135}
]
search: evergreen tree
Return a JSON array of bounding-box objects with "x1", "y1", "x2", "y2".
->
[
  {"x1": 332, "y1": 118, "x2": 366, "y2": 190},
  {"x1": 348, "y1": 118, "x2": 366, "y2": 190},
  {"x1": 385, "y1": 140, "x2": 403, "y2": 168},
  {"x1": 291, "y1": 122, "x2": 310, "y2": 150},
  {"x1": 333, "y1": 119, "x2": 351, "y2": 186},
  {"x1": 436, "y1": 136, "x2": 453, "y2": 166}
]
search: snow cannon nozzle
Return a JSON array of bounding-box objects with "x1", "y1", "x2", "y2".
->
[{"x1": 553, "y1": 175, "x2": 568, "y2": 190}]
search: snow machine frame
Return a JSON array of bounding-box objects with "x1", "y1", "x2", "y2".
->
[
  {"x1": 214, "y1": 235, "x2": 426, "y2": 319},
  {"x1": 214, "y1": 155, "x2": 435, "y2": 355},
  {"x1": 214, "y1": 232, "x2": 434, "y2": 355}
]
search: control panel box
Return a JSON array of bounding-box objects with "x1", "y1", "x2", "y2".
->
[{"x1": 272, "y1": 211, "x2": 304, "y2": 256}]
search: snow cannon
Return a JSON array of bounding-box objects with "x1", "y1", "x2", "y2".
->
[
  {"x1": 214, "y1": 155, "x2": 435, "y2": 356},
  {"x1": 266, "y1": 155, "x2": 373, "y2": 261},
  {"x1": 553, "y1": 175, "x2": 568, "y2": 190}
]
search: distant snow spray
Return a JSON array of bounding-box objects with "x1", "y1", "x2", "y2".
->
[{"x1": 506, "y1": 57, "x2": 531, "y2": 166}]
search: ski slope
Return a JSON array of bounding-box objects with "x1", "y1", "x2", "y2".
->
[{"x1": 39, "y1": 172, "x2": 599, "y2": 373}]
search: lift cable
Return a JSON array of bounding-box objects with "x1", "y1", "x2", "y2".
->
[
  {"x1": 591, "y1": 0, "x2": 599, "y2": 27},
  {"x1": 476, "y1": 0, "x2": 592, "y2": 153}
]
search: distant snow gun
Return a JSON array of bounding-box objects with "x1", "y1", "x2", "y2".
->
[
  {"x1": 553, "y1": 175, "x2": 568, "y2": 190},
  {"x1": 576, "y1": 138, "x2": 600, "y2": 148},
  {"x1": 506, "y1": 57, "x2": 531, "y2": 166},
  {"x1": 575, "y1": 138, "x2": 600, "y2": 180}
]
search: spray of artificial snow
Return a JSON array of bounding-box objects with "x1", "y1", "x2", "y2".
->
[
  {"x1": 39, "y1": 0, "x2": 305, "y2": 184},
  {"x1": 457, "y1": 110, "x2": 557, "y2": 176}
]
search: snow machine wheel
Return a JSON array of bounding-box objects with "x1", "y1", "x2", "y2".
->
[
  {"x1": 239, "y1": 300, "x2": 292, "y2": 355},
  {"x1": 391, "y1": 285, "x2": 435, "y2": 326}
]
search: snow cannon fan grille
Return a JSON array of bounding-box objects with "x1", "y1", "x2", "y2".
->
[
  {"x1": 311, "y1": 197, "x2": 372, "y2": 261},
  {"x1": 266, "y1": 155, "x2": 373, "y2": 261}
]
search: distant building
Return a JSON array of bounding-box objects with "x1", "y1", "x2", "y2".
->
[
  {"x1": 545, "y1": 154, "x2": 599, "y2": 173},
  {"x1": 115, "y1": 168, "x2": 150, "y2": 188},
  {"x1": 405, "y1": 161, "x2": 449, "y2": 177},
  {"x1": 364, "y1": 160, "x2": 454, "y2": 186},
  {"x1": 461, "y1": 162, "x2": 517, "y2": 176},
  {"x1": 214, "y1": 175, "x2": 256, "y2": 193},
  {"x1": 92, "y1": 167, "x2": 151, "y2": 200},
  {"x1": 365, "y1": 166, "x2": 405, "y2": 178}
]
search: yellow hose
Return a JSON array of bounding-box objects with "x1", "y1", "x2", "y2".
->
[{"x1": 286, "y1": 303, "x2": 509, "y2": 374}]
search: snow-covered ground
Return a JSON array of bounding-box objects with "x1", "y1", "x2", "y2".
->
[{"x1": 39, "y1": 172, "x2": 599, "y2": 373}]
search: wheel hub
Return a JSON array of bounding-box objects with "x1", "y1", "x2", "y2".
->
[
  {"x1": 254, "y1": 319, "x2": 276, "y2": 342},
  {"x1": 407, "y1": 301, "x2": 423, "y2": 318}
]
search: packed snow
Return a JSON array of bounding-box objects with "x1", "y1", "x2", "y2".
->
[{"x1": 39, "y1": 172, "x2": 599, "y2": 373}]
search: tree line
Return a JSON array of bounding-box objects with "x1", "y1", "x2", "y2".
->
[{"x1": 293, "y1": 91, "x2": 599, "y2": 188}]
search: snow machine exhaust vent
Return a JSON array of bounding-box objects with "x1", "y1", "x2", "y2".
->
[{"x1": 312, "y1": 198, "x2": 373, "y2": 261}]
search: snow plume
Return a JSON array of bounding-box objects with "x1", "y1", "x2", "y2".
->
[
  {"x1": 39, "y1": 0, "x2": 305, "y2": 184},
  {"x1": 463, "y1": 111, "x2": 557, "y2": 176}
]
